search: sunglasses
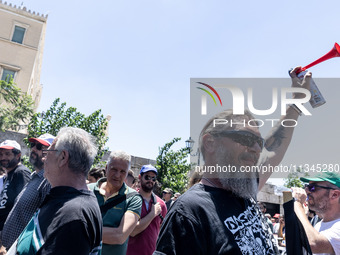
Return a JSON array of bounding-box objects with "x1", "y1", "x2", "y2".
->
[
  {"x1": 304, "y1": 183, "x2": 334, "y2": 192},
  {"x1": 211, "y1": 130, "x2": 264, "y2": 150},
  {"x1": 30, "y1": 142, "x2": 43, "y2": 150},
  {"x1": 144, "y1": 175, "x2": 157, "y2": 182}
]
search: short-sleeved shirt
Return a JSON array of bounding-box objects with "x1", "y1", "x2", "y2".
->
[
  {"x1": 154, "y1": 184, "x2": 279, "y2": 255},
  {"x1": 127, "y1": 193, "x2": 167, "y2": 255},
  {"x1": 315, "y1": 218, "x2": 340, "y2": 255},
  {"x1": 15, "y1": 186, "x2": 102, "y2": 255},
  {"x1": 89, "y1": 178, "x2": 142, "y2": 255},
  {"x1": 0, "y1": 164, "x2": 31, "y2": 231},
  {"x1": 2, "y1": 170, "x2": 51, "y2": 248}
]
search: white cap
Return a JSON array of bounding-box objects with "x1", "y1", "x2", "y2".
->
[{"x1": 0, "y1": 140, "x2": 21, "y2": 151}]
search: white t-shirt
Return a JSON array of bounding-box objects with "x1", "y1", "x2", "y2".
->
[{"x1": 314, "y1": 218, "x2": 340, "y2": 255}]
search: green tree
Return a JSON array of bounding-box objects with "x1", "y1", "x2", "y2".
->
[
  {"x1": 27, "y1": 98, "x2": 108, "y2": 165},
  {"x1": 0, "y1": 78, "x2": 34, "y2": 131},
  {"x1": 284, "y1": 167, "x2": 306, "y2": 188},
  {"x1": 21, "y1": 155, "x2": 34, "y2": 172},
  {"x1": 156, "y1": 138, "x2": 191, "y2": 194}
]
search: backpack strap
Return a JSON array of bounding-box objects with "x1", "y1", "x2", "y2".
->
[
  {"x1": 151, "y1": 192, "x2": 164, "y2": 222},
  {"x1": 100, "y1": 191, "x2": 139, "y2": 215}
]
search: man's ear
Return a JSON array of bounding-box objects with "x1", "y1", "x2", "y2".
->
[
  {"x1": 202, "y1": 133, "x2": 217, "y2": 154},
  {"x1": 138, "y1": 174, "x2": 142, "y2": 181},
  {"x1": 331, "y1": 189, "x2": 340, "y2": 201},
  {"x1": 58, "y1": 150, "x2": 69, "y2": 168}
]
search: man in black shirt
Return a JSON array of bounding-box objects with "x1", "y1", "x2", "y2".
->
[
  {"x1": 0, "y1": 140, "x2": 31, "y2": 235},
  {"x1": 14, "y1": 127, "x2": 102, "y2": 255},
  {"x1": 154, "y1": 68, "x2": 312, "y2": 254},
  {"x1": 2, "y1": 134, "x2": 55, "y2": 250}
]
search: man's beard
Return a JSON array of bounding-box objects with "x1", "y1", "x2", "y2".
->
[
  {"x1": 141, "y1": 181, "x2": 154, "y2": 193},
  {"x1": 0, "y1": 157, "x2": 19, "y2": 169},
  {"x1": 215, "y1": 144, "x2": 259, "y2": 199},
  {"x1": 307, "y1": 193, "x2": 330, "y2": 214},
  {"x1": 29, "y1": 151, "x2": 44, "y2": 170}
]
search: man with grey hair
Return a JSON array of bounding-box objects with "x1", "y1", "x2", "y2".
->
[
  {"x1": 155, "y1": 68, "x2": 313, "y2": 254},
  {"x1": 88, "y1": 150, "x2": 142, "y2": 255},
  {"x1": 14, "y1": 127, "x2": 102, "y2": 255}
]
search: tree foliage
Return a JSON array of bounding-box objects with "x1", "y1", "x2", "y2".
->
[
  {"x1": 27, "y1": 98, "x2": 108, "y2": 165},
  {"x1": 156, "y1": 138, "x2": 191, "y2": 194},
  {"x1": 284, "y1": 167, "x2": 306, "y2": 188},
  {"x1": 0, "y1": 78, "x2": 34, "y2": 131}
]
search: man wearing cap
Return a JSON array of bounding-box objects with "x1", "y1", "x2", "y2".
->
[
  {"x1": 0, "y1": 140, "x2": 31, "y2": 235},
  {"x1": 1, "y1": 134, "x2": 55, "y2": 250},
  {"x1": 162, "y1": 188, "x2": 173, "y2": 211},
  {"x1": 292, "y1": 172, "x2": 340, "y2": 255},
  {"x1": 127, "y1": 165, "x2": 167, "y2": 255},
  {"x1": 88, "y1": 150, "x2": 142, "y2": 255}
]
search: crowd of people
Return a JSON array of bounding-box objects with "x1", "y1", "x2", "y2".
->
[{"x1": 0, "y1": 68, "x2": 338, "y2": 254}]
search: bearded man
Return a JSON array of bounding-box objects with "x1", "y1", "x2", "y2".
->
[
  {"x1": 127, "y1": 165, "x2": 167, "y2": 255},
  {"x1": 0, "y1": 140, "x2": 31, "y2": 237},
  {"x1": 292, "y1": 172, "x2": 340, "y2": 255},
  {"x1": 154, "y1": 67, "x2": 311, "y2": 255},
  {"x1": 1, "y1": 134, "x2": 55, "y2": 250}
]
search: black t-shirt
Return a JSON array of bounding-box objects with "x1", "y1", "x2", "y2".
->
[
  {"x1": 0, "y1": 164, "x2": 31, "y2": 230},
  {"x1": 36, "y1": 186, "x2": 102, "y2": 255},
  {"x1": 154, "y1": 184, "x2": 279, "y2": 255}
]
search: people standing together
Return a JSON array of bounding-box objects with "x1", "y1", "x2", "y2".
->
[{"x1": 0, "y1": 68, "x2": 338, "y2": 254}]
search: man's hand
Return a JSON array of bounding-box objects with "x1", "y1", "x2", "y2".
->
[
  {"x1": 291, "y1": 187, "x2": 307, "y2": 204},
  {"x1": 130, "y1": 202, "x2": 164, "y2": 237},
  {"x1": 151, "y1": 202, "x2": 162, "y2": 218},
  {"x1": 0, "y1": 245, "x2": 6, "y2": 255},
  {"x1": 289, "y1": 66, "x2": 312, "y2": 99}
]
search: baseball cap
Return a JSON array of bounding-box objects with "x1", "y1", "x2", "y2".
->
[
  {"x1": 28, "y1": 133, "x2": 55, "y2": 147},
  {"x1": 0, "y1": 140, "x2": 21, "y2": 151},
  {"x1": 273, "y1": 213, "x2": 280, "y2": 218},
  {"x1": 300, "y1": 172, "x2": 340, "y2": 189},
  {"x1": 140, "y1": 164, "x2": 158, "y2": 175},
  {"x1": 163, "y1": 188, "x2": 173, "y2": 194}
]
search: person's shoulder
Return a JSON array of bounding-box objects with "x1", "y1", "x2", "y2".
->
[
  {"x1": 11, "y1": 164, "x2": 31, "y2": 180},
  {"x1": 125, "y1": 185, "x2": 138, "y2": 194},
  {"x1": 327, "y1": 218, "x2": 340, "y2": 228},
  {"x1": 173, "y1": 184, "x2": 238, "y2": 212},
  {"x1": 170, "y1": 184, "x2": 211, "y2": 210},
  {"x1": 178, "y1": 184, "x2": 209, "y2": 200},
  {"x1": 62, "y1": 189, "x2": 99, "y2": 212},
  {"x1": 15, "y1": 164, "x2": 31, "y2": 174},
  {"x1": 126, "y1": 186, "x2": 142, "y2": 202}
]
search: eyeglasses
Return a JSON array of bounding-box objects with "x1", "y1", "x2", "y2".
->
[
  {"x1": 41, "y1": 149, "x2": 59, "y2": 157},
  {"x1": 144, "y1": 175, "x2": 157, "y2": 182},
  {"x1": 304, "y1": 183, "x2": 334, "y2": 192},
  {"x1": 30, "y1": 142, "x2": 43, "y2": 151},
  {"x1": 211, "y1": 130, "x2": 264, "y2": 150}
]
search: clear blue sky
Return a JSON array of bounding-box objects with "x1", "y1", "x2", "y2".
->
[{"x1": 10, "y1": 0, "x2": 340, "y2": 185}]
